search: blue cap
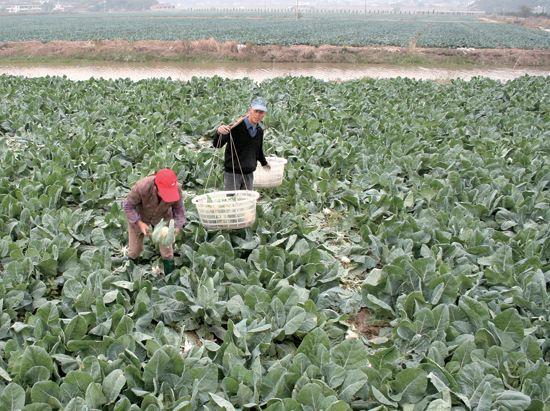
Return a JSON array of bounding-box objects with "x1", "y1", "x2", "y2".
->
[{"x1": 251, "y1": 97, "x2": 267, "y2": 112}]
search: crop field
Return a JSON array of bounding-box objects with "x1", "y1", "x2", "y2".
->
[
  {"x1": 0, "y1": 74, "x2": 549, "y2": 409},
  {"x1": 0, "y1": 12, "x2": 549, "y2": 49}
]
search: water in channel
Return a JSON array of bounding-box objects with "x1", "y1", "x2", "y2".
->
[{"x1": 0, "y1": 61, "x2": 548, "y2": 81}]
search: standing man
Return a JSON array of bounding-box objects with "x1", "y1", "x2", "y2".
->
[
  {"x1": 122, "y1": 168, "x2": 185, "y2": 275},
  {"x1": 214, "y1": 97, "x2": 270, "y2": 190}
]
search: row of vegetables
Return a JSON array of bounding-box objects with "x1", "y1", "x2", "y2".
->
[
  {"x1": 0, "y1": 12, "x2": 549, "y2": 49},
  {"x1": 0, "y1": 74, "x2": 548, "y2": 409}
]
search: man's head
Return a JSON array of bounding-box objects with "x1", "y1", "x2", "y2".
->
[
  {"x1": 154, "y1": 168, "x2": 180, "y2": 202},
  {"x1": 247, "y1": 97, "x2": 267, "y2": 125}
]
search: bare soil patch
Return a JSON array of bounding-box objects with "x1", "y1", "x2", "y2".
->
[
  {"x1": 0, "y1": 39, "x2": 549, "y2": 67},
  {"x1": 481, "y1": 15, "x2": 550, "y2": 30},
  {"x1": 520, "y1": 16, "x2": 550, "y2": 30},
  {"x1": 478, "y1": 17, "x2": 500, "y2": 24},
  {"x1": 348, "y1": 308, "x2": 390, "y2": 339}
]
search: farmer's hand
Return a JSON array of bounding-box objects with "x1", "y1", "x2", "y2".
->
[
  {"x1": 263, "y1": 163, "x2": 271, "y2": 170},
  {"x1": 217, "y1": 124, "x2": 231, "y2": 135},
  {"x1": 137, "y1": 221, "x2": 151, "y2": 236},
  {"x1": 175, "y1": 228, "x2": 181, "y2": 236}
]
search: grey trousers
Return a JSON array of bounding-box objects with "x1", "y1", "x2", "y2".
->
[{"x1": 224, "y1": 172, "x2": 254, "y2": 191}]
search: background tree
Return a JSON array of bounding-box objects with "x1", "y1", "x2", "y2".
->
[{"x1": 472, "y1": 0, "x2": 549, "y2": 14}]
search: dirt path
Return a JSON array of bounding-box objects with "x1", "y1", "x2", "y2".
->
[{"x1": 0, "y1": 39, "x2": 549, "y2": 67}]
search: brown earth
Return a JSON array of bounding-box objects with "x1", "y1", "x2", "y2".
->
[
  {"x1": 0, "y1": 39, "x2": 549, "y2": 67},
  {"x1": 482, "y1": 15, "x2": 550, "y2": 30},
  {"x1": 348, "y1": 308, "x2": 390, "y2": 339}
]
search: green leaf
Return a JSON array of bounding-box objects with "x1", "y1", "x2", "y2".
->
[
  {"x1": 143, "y1": 349, "x2": 170, "y2": 386},
  {"x1": 113, "y1": 396, "x2": 132, "y2": 411},
  {"x1": 23, "y1": 366, "x2": 51, "y2": 385},
  {"x1": 264, "y1": 398, "x2": 301, "y2": 411},
  {"x1": 37, "y1": 258, "x2": 58, "y2": 276},
  {"x1": 520, "y1": 335, "x2": 543, "y2": 362},
  {"x1": 19, "y1": 346, "x2": 53, "y2": 381},
  {"x1": 364, "y1": 294, "x2": 394, "y2": 315},
  {"x1": 296, "y1": 383, "x2": 324, "y2": 410},
  {"x1": 475, "y1": 382, "x2": 493, "y2": 411},
  {"x1": 62, "y1": 279, "x2": 83, "y2": 300},
  {"x1": 62, "y1": 371, "x2": 93, "y2": 398},
  {"x1": 426, "y1": 372, "x2": 451, "y2": 410},
  {"x1": 371, "y1": 386, "x2": 397, "y2": 407},
  {"x1": 260, "y1": 366, "x2": 290, "y2": 400},
  {"x1": 64, "y1": 315, "x2": 88, "y2": 341},
  {"x1": 0, "y1": 366, "x2": 12, "y2": 382},
  {"x1": 112, "y1": 281, "x2": 134, "y2": 291},
  {"x1": 189, "y1": 364, "x2": 219, "y2": 401},
  {"x1": 331, "y1": 339, "x2": 369, "y2": 370},
  {"x1": 283, "y1": 306, "x2": 306, "y2": 335},
  {"x1": 103, "y1": 290, "x2": 119, "y2": 304},
  {"x1": 36, "y1": 302, "x2": 60, "y2": 327},
  {"x1": 404, "y1": 192, "x2": 414, "y2": 208},
  {"x1": 297, "y1": 328, "x2": 330, "y2": 363},
  {"x1": 493, "y1": 309, "x2": 524, "y2": 343},
  {"x1": 102, "y1": 369, "x2": 126, "y2": 404},
  {"x1": 326, "y1": 401, "x2": 350, "y2": 411},
  {"x1": 30, "y1": 381, "x2": 62, "y2": 408},
  {"x1": 209, "y1": 393, "x2": 235, "y2": 411},
  {"x1": 426, "y1": 399, "x2": 451, "y2": 411},
  {"x1": 389, "y1": 368, "x2": 428, "y2": 404},
  {"x1": 492, "y1": 391, "x2": 531, "y2": 410},
  {"x1": 22, "y1": 404, "x2": 52, "y2": 411},
  {"x1": 458, "y1": 296, "x2": 490, "y2": 330},
  {"x1": 63, "y1": 397, "x2": 89, "y2": 411},
  {"x1": 85, "y1": 383, "x2": 107, "y2": 408},
  {"x1": 226, "y1": 295, "x2": 244, "y2": 316},
  {"x1": 339, "y1": 369, "x2": 367, "y2": 402},
  {"x1": 363, "y1": 268, "x2": 383, "y2": 287},
  {"x1": 114, "y1": 315, "x2": 134, "y2": 339},
  {"x1": 0, "y1": 383, "x2": 26, "y2": 411}
]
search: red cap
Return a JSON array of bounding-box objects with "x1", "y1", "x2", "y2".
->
[{"x1": 154, "y1": 169, "x2": 180, "y2": 203}]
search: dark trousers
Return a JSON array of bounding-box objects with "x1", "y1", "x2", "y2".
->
[{"x1": 224, "y1": 172, "x2": 254, "y2": 190}]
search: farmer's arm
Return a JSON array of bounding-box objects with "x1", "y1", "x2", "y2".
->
[
  {"x1": 172, "y1": 198, "x2": 186, "y2": 230},
  {"x1": 123, "y1": 184, "x2": 150, "y2": 235},
  {"x1": 258, "y1": 134, "x2": 268, "y2": 167},
  {"x1": 123, "y1": 184, "x2": 142, "y2": 224}
]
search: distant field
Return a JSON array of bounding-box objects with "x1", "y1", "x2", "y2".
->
[{"x1": 0, "y1": 12, "x2": 549, "y2": 49}]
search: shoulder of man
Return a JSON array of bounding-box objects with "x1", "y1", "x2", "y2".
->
[
  {"x1": 235, "y1": 120, "x2": 248, "y2": 132},
  {"x1": 132, "y1": 175, "x2": 155, "y2": 194}
]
